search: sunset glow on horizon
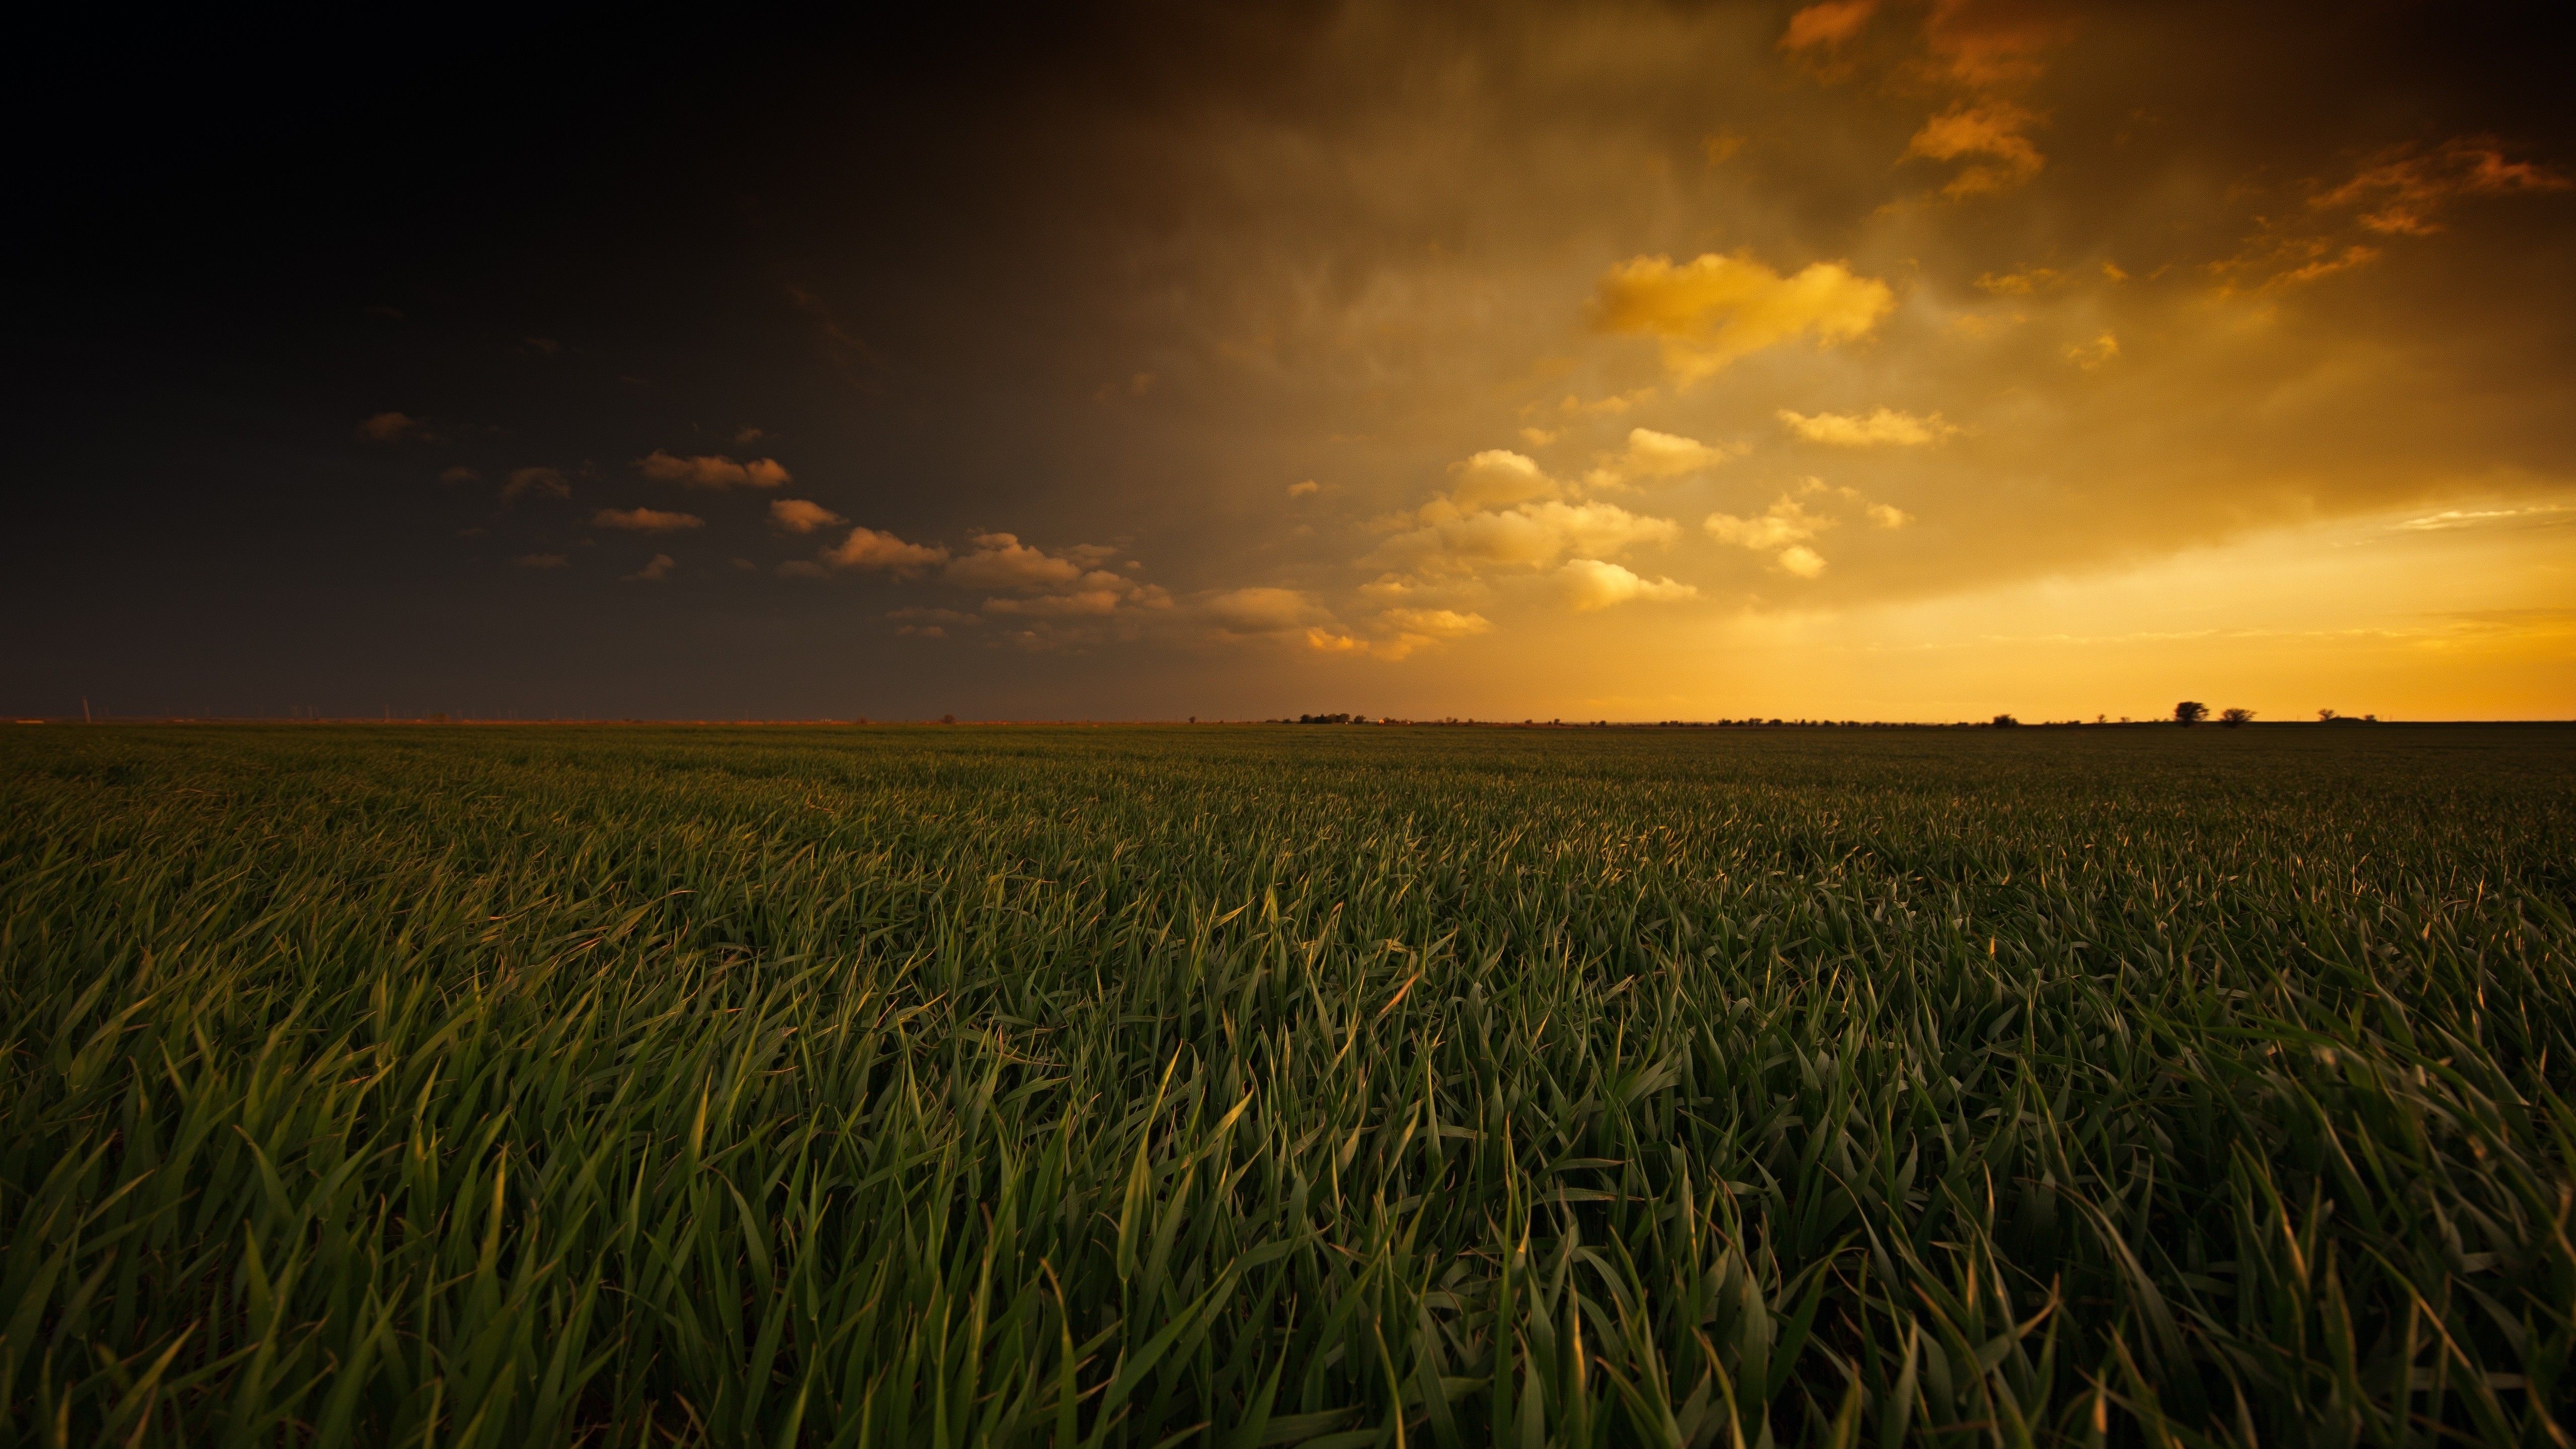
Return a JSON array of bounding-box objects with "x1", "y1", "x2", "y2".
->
[{"x1": 11, "y1": 2, "x2": 2571, "y2": 720}]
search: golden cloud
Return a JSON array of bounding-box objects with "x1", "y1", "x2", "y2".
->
[
  {"x1": 1557, "y1": 558, "x2": 1699, "y2": 611},
  {"x1": 1586, "y1": 428, "x2": 1727, "y2": 488},
  {"x1": 637, "y1": 450, "x2": 791, "y2": 489},
  {"x1": 1593, "y1": 252, "x2": 1894, "y2": 385},
  {"x1": 626, "y1": 553, "x2": 676, "y2": 582},
  {"x1": 1445, "y1": 449, "x2": 1560, "y2": 510},
  {"x1": 1305, "y1": 607, "x2": 1492, "y2": 661},
  {"x1": 1384, "y1": 499, "x2": 1679, "y2": 574},
  {"x1": 1204, "y1": 587, "x2": 1325, "y2": 633},
  {"x1": 1905, "y1": 102, "x2": 2045, "y2": 196},
  {"x1": 593, "y1": 506, "x2": 703, "y2": 532},
  {"x1": 1778, "y1": 408, "x2": 1959, "y2": 446},
  {"x1": 1706, "y1": 497, "x2": 1832, "y2": 552},
  {"x1": 1557, "y1": 387, "x2": 1658, "y2": 417}
]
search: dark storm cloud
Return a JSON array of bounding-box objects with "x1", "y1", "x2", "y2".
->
[{"x1": 3, "y1": 2, "x2": 2568, "y2": 718}]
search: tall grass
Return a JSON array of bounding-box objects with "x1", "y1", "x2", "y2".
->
[{"x1": 2, "y1": 724, "x2": 2570, "y2": 1446}]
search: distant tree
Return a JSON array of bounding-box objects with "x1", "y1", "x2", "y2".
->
[
  {"x1": 2219, "y1": 707, "x2": 2255, "y2": 728},
  {"x1": 1991, "y1": 713, "x2": 2020, "y2": 728},
  {"x1": 2174, "y1": 700, "x2": 2209, "y2": 727},
  {"x1": 2317, "y1": 708, "x2": 2338, "y2": 722},
  {"x1": 940, "y1": 713, "x2": 958, "y2": 725}
]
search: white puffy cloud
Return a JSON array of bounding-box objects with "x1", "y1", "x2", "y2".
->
[
  {"x1": 1593, "y1": 252, "x2": 1894, "y2": 385},
  {"x1": 824, "y1": 526, "x2": 949, "y2": 572},
  {"x1": 770, "y1": 498, "x2": 847, "y2": 534},
  {"x1": 638, "y1": 450, "x2": 790, "y2": 489},
  {"x1": 1557, "y1": 558, "x2": 1700, "y2": 611},
  {"x1": 1778, "y1": 408, "x2": 1959, "y2": 447}
]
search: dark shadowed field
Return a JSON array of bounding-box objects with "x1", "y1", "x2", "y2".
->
[{"x1": 4, "y1": 723, "x2": 2571, "y2": 1446}]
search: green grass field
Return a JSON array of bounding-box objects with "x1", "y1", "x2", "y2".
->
[{"x1": 4, "y1": 723, "x2": 2572, "y2": 1447}]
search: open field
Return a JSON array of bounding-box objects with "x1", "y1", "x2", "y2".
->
[{"x1": 4, "y1": 723, "x2": 2572, "y2": 1447}]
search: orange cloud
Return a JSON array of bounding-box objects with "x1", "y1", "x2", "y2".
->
[
  {"x1": 824, "y1": 526, "x2": 949, "y2": 573},
  {"x1": 2064, "y1": 332, "x2": 2119, "y2": 370},
  {"x1": 1921, "y1": 0, "x2": 2072, "y2": 86},
  {"x1": 503, "y1": 467, "x2": 572, "y2": 502},
  {"x1": 1593, "y1": 252, "x2": 1894, "y2": 384},
  {"x1": 769, "y1": 498, "x2": 847, "y2": 534},
  {"x1": 2216, "y1": 138, "x2": 2564, "y2": 290},
  {"x1": 626, "y1": 553, "x2": 676, "y2": 582},
  {"x1": 2312, "y1": 137, "x2": 2571, "y2": 237},
  {"x1": 637, "y1": 450, "x2": 791, "y2": 489},
  {"x1": 1780, "y1": 0, "x2": 1876, "y2": 52},
  {"x1": 593, "y1": 506, "x2": 703, "y2": 532},
  {"x1": 942, "y1": 532, "x2": 1091, "y2": 591},
  {"x1": 359, "y1": 412, "x2": 429, "y2": 441},
  {"x1": 1204, "y1": 586, "x2": 1325, "y2": 633},
  {"x1": 1905, "y1": 103, "x2": 2045, "y2": 196}
]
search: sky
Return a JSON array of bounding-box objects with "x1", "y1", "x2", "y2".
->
[{"x1": 8, "y1": 1, "x2": 2572, "y2": 721}]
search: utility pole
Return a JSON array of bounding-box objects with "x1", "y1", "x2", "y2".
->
[{"x1": 83, "y1": 697, "x2": 92, "y2": 723}]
